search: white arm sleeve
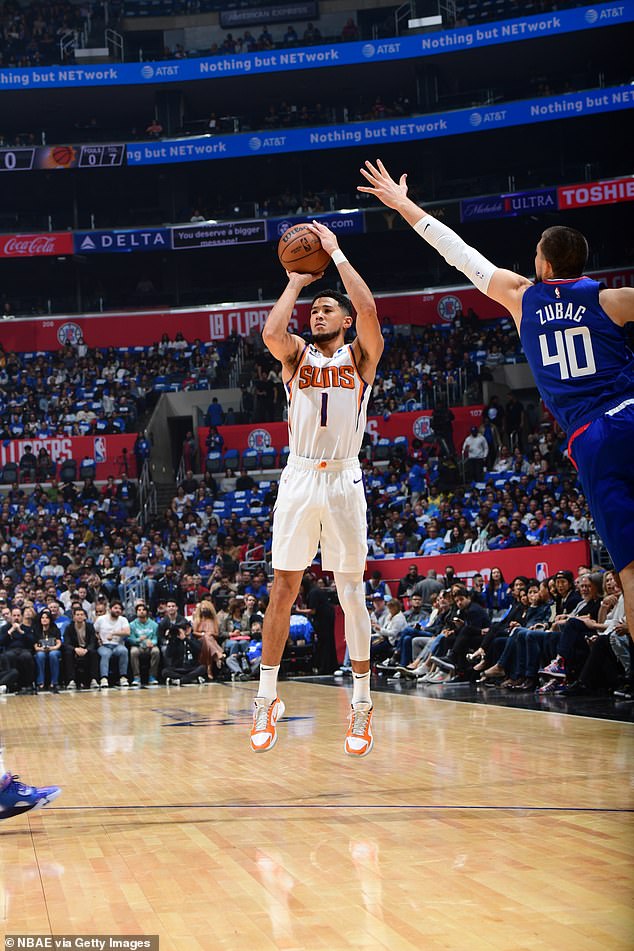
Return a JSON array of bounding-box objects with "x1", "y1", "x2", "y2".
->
[{"x1": 414, "y1": 216, "x2": 497, "y2": 294}]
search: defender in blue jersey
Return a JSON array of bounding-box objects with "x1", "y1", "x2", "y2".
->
[{"x1": 359, "y1": 160, "x2": 634, "y2": 639}]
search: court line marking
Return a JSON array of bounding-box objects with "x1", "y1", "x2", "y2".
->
[{"x1": 42, "y1": 804, "x2": 634, "y2": 813}]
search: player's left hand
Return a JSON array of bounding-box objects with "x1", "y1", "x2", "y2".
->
[
  {"x1": 286, "y1": 270, "x2": 324, "y2": 286},
  {"x1": 307, "y1": 220, "x2": 339, "y2": 256}
]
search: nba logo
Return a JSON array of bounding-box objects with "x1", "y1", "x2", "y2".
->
[
  {"x1": 535, "y1": 562, "x2": 548, "y2": 581},
  {"x1": 93, "y1": 437, "x2": 107, "y2": 464}
]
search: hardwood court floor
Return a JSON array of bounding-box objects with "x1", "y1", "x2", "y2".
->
[{"x1": 1, "y1": 682, "x2": 633, "y2": 951}]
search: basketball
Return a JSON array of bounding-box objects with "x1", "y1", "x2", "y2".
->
[
  {"x1": 48, "y1": 146, "x2": 75, "y2": 168},
  {"x1": 277, "y1": 224, "x2": 331, "y2": 274}
]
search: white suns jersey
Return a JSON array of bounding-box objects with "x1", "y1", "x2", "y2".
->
[{"x1": 285, "y1": 342, "x2": 371, "y2": 460}]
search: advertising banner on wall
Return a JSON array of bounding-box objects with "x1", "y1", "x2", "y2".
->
[
  {"x1": 0, "y1": 232, "x2": 74, "y2": 257},
  {"x1": 1, "y1": 267, "x2": 631, "y2": 353},
  {"x1": 73, "y1": 228, "x2": 172, "y2": 254},
  {"x1": 198, "y1": 407, "x2": 485, "y2": 462},
  {"x1": 0, "y1": 434, "x2": 137, "y2": 479},
  {"x1": 172, "y1": 220, "x2": 267, "y2": 249},
  {"x1": 460, "y1": 187, "x2": 558, "y2": 222},
  {"x1": 1, "y1": 6, "x2": 630, "y2": 90},
  {"x1": 366, "y1": 539, "x2": 590, "y2": 586},
  {"x1": 557, "y1": 175, "x2": 634, "y2": 209}
]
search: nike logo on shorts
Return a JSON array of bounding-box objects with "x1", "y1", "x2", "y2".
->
[{"x1": 353, "y1": 477, "x2": 363, "y2": 484}]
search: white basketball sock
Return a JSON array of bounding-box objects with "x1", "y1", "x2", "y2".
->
[
  {"x1": 258, "y1": 664, "x2": 280, "y2": 702},
  {"x1": 352, "y1": 671, "x2": 371, "y2": 705}
]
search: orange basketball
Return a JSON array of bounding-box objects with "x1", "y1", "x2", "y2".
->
[
  {"x1": 277, "y1": 224, "x2": 331, "y2": 275},
  {"x1": 50, "y1": 146, "x2": 75, "y2": 167}
]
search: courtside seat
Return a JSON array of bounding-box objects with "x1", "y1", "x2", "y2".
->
[
  {"x1": 242, "y1": 449, "x2": 259, "y2": 470},
  {"x1": 260, "y1": 448, "x2": 277, "y2": 469},
  {"x1": 223, "y1": 449, "x2": 239, "y2": 470}
]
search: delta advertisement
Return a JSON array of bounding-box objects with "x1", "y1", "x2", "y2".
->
[
  {"x1": 0, "y1": 5, "x2": 630, "y2": 91},
  {"x1": 0, "y1": 434, "x2": 137, "y2": 479},
  {"x1": 198, "y1": 407, "x2": 486, "y2": 462},
  {"x1": 1, "y1": 267, "x2": 632, "y2": 353}
]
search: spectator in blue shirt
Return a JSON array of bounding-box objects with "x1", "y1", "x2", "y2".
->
[{"x1": 419, "y1": 526, "x2": 445, "y2": 557}]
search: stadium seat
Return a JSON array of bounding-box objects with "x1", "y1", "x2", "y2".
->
[
  {"x1": 79, "y1": 460, "x2": 97, "y2": 480},
  {"x1": 1, "y1": 463, "x2": 18, "y2": 484},
  {"x1": 205, "y1": 452, "x2": 222, "y2": 474},
  {"x1": 59, "y1": 460, "x2": 78, "y2": 483},
  {"x1": 373, "y1": 438, "x2": 392, "y2": 462},
  {"x1": 260, "y1": 448, "x2": 277, "y2": 469},
  {"x1": 279, "y1": 446, "x2": 290, "y2": 468},
  {"x1": 242, "y1": 449, "x2": 260, "y2": 470},
  {"x1": 223, "y1": 449, "x2": 239, "y2": 470}
]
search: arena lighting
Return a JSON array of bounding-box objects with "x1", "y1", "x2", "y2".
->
[{"x1": 408, "y1": 15, "x2": 443, "y2": 27}]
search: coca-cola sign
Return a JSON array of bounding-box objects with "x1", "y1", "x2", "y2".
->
[{"x1": 0, "y1": 232, "x2": 74, "y2": 257}]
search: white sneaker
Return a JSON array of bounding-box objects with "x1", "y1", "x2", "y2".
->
[
  {"x1": 344, "y1": 701, "x2": 374, "y2": 757},
  {"x1": 0, "y1": 685, "x2": 7, "y2": 695},
  {"x1": 67, "y1": 680, "x2": 77, "y2": 690},
  {"x1": 90, "y1": 679, "x2": 100, "y2": 689},
  {"x1": 119, "y1": 677, "x2": 129, "y2": 688},
  {"x1": 166, "y1": 677, "x2": 181, "y2": 687},
  {"x1": 250, "y1": 697, "x2": 285, "y2": 753},
  {"x1": 387, "y1": 672, "x2": 401, "y2": 682},
  {"x1": 100, "y1": 677, "x2": 109, "y2": 688}
]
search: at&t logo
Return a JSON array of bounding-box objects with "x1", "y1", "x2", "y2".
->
[
  {"x1": 584, "y1": 8, "x2": 598, "y2": 23},
  {"x1": 248, "y1": 429, "x2": 272, "y2": 450},
  {"x1": 469, "y1": 112, "x2": 482, "y2": 127},
  {"x1": 141, "y1": 64, "x2": 154, "y2": 79},
  {"x1": 362, "y1": 44, "x2": 375, "y2": 58},
  {"x1": 437, "y1": 295, "x2": 462, "y2": 322},
  {"x1": 57, "y1": 322, "x2": 83, "y2": 345},
  {"x1": 248, "y1": 137, "x2": 262, "y2": 151}
]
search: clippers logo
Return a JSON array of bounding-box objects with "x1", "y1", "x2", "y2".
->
[
  {"x1": 413, "y1": 416, "x2": 432, "y2": 439},
  {"x1": 247, "y1": 429, "x2": 272, "y2": 450},
  {"x1": 298, "y1": 366, "x2": 355, "y2": 389},
  {"x1": 57, "y1": 322, "x2": 83, "y2": 345},
  {"x1": 437, "y1": 294, "x2": 462, "y2": 322}
]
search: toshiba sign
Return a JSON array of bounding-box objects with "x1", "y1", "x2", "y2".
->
[
  {"x1": 558, "y1": 176, "x2": 634, "y2": 209},
  {"x1": 0, "y1": 232, "x2": 74, "y2": 257}
]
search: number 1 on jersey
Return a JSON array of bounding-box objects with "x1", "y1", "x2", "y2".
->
[{"x1": 320, "y1": 392, "x2": 328, "y2": 427}]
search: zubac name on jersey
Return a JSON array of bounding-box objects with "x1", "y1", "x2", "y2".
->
[{"x1": 298, "y1": 364, "x2": 355, "y2": 389}]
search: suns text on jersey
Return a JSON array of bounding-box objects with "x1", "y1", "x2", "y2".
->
[{"x1": 298, "y1": 365, "x2": 355, "y2": 388}]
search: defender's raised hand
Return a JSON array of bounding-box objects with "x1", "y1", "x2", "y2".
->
[{"x1": 358, "y1": 159, "x2": 409, "y2": 210}]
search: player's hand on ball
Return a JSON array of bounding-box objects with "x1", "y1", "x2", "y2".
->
[
  {"x1": 358, "y1": 159, "x2": 408, "y2": 209},
  {"x1": 307, "y1": 220, "x2": 339, "y2": 257},
  {"x1": 286, "y1": 270, "x2": 324, "y2": 286}
]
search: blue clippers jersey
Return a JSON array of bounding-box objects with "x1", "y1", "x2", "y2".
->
[{"x1": 520, "y1": 277, "x2": 634, "y2": 436}]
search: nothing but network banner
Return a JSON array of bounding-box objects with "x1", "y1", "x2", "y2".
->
[
  {"x1": 125, "y1": 85, "x2": 634, "y2": 167},
  {"x1": 0, "y1": 5, "x2": 630, "y2": 91}
]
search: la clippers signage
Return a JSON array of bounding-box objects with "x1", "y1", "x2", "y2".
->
[
  {"x1": 557, "y1": 176, "x2": 634, "y2": 209},
  {"x1": 0, "y1": 267, "x2": 630, "y2": 353},
  {"x1": 0, "y1": 232, "x2": 74, "y2": 257},
  {"x1": 0, "y1": 434, "x2": 137, "y2": 479},
  {"x1": 198, "y1": 407, "x2": 484, "y2": 463}
]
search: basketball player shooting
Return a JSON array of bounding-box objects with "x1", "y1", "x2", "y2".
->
[
  {"x1": 359, "y1": 159, "x2": 634, "y2": 641},
  {"x1": 250, "y1": 220, "x2": 384, "y2": 756}
]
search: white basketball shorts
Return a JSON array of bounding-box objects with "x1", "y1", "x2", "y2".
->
[{"x1": 272, "y1": 455, "x2": 368, "y2": 573}]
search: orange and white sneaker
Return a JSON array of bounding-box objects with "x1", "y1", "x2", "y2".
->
[
  {"x1": 250, "y1": 696, "x2": 285, "y2": 753},
  {"x1": 344, "y1": 701, "x2": 374, "y2": 757}
]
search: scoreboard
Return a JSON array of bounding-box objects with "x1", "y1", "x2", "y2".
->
[{"x1": 0, "y1": 143, "x2": 126, "y2": 171}]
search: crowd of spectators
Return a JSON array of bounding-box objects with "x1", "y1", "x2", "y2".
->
[
  {"x1": 0, "y1": 333, "x2": 231, "y2": 441},
  {"x1": 366, "y1": 565, "x2": 631, "y2": 698},
  {"x1": 0, "y1": 0, "x2": 91, "y2": 67}
]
